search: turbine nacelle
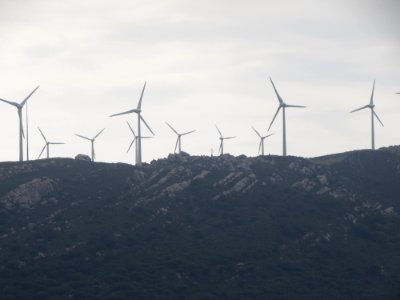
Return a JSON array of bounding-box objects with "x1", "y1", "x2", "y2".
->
[{"x1": 0, "y1": 86, "x2": 40, "y2": 109}]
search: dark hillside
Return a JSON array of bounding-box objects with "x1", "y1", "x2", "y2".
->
[{"x1": 0, "y1": 148, "x2": 399, "y2": 300}]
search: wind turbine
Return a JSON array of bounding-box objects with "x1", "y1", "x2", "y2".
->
[
  {"x1": 0, "y1": 86, "x2": 39, "y2": 161},
  {"x1": 215, "y1": 125, "x2": 236, "y2": 156},
  {"x1": 37, "y1": 127, "x2": 65, "y2": 159},
  {"x1": 75, "y1": 128, "x2": 105, "y2": 161},
  {"x1": 268, "y1": 77, "x2": 306, "y2": 156},
  {"x1": 126, "y1": 121, "x2": 152, "y2": 155},
  {"x1": 166, "y1": 122, "x2": 196, "y2": 154},
  {"x1": 252, "y1": 126, "x2": 274, "y2": 156},
  {"x1": 110, "y1": 82, "x2": 154, "y2": 165},
  {"x1": 350, "y1": 80, "x2": 383, "y2": 150}
]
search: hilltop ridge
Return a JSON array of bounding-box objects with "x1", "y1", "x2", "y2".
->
[{"x1": 0, "y1": 147, "x2": 399, "y2": 299}]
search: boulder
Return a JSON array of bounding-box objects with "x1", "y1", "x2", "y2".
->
[{"x1": 75, "y1": 154, "x2": 92, "y2": 161}]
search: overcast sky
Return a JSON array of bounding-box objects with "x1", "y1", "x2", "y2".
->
[{"x1": 0, "y1": 0, "x2": 399, "y2": 163}]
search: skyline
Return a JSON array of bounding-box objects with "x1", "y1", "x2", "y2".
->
[{"x1": 0, "y1": 0, "x2": 399, "y2": 163}]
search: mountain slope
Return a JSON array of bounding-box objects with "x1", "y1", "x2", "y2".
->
[{"x1": 0, "y1": 148, "x2": 400, "y2": 300}]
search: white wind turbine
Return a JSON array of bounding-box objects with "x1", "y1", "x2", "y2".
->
[
  {"x1": 38, "y1": 127, "x2": 65, "y2": 159},
  {"x1": 268, "y1": 77, "x2": 306, "y2": 156},
  {"x1": 215, "y1": 125, "x2": 236, "y2": 156},
  {"x1": 75, "y1": 128, "x2": 105, "y2": 161},
  {"x1": 251, "y1": 126, "x2": 274, "y2": 156},
  {"x1": 350, "y1": 80, "x2": 383, "y2": 150},
  {"x1": 0, "y1": 86, "x2": 39, "y2": 161},
  {"x1": 126, "y1": 121, "x2": 153, "y2": 155},
  {"x1": 110, "y1": 82, "x2": 154, "y2": 165},
  {"x1": 166, "y1": 122, "x2": 196, "y2": 154}
]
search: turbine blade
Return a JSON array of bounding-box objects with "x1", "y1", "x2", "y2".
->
[
  {"x1": 140, "y1": 115, "x2": 154, "y2": 135},
  {"x1": 174, "y1": 137, "x2": 179, "y2": 153},
  {"x1": 21, "y1": 124, "x2": 25, "y2": 139},
  {"x1": 258, "y1": 141, "x2": 262, "y2": 154},
  {"x1": 225, "y1": 136, "x2": 236, "y2": 140},
  {"x1": 268, "y1": 106, "x2": 281, "y2": 131},
  {"x1": 142, "y1": 136, "x2": 153, "y2": 139},
  {"x1": 127, "y1": 138, "x2": 136, "y2": 153},
  {"x1": 370, "y1": 80, "x2": 375, "y2": 106},
  {"x1": 75, "y1": 134, "x2": 91, "y2": 141},
  {"x1": 136, "y1": 81, "x2": 147, "y2": 110},
  {"x1": 20, "y1": 85, "x2": 39, "y2": 107},
  {"x1": 181, "y1": 130, "x2": 196, "y2": 136},
  {"x1": 110, "y1": 109, "x2": 138, "y2": 117},
  {"x1": 265, "y1": 133, "x2": 275, "y2": 138},
  {"x1": 372, "y1": 109, "x2": 384, "y2": 126},
  {"x1": 50, "y1": 142, "x2": 65, "y2": 145},
  {"x1": 218, "y1": 141, "x2": 222, "y2": 154},
  {"x1": 350, "y1": 105, "x2": 369, "y2": 113},
  {"x1": 166, "y1": 122, "x2": 178, "y2": 135},
  {"x1": 251, "y1": 126, "x2": 262, "y2": 138},
  {"x1": 126, "y1": 121, "x2": 136, "y2": 137},
  {"x1": 93, "y1": 128, "x2": 105, "y2": 140},
  {"x1": 38, "y1": 144, "x2": 46, "y2": 159},
  {"x1": 38, "y1": 127, "x2": 47, "y2": 142},
  {"x1": 0, "y1": 98, "x2": 19, "y2": 107},
  {"x1": 286, "y1": 104, "x2": 306, "y2": 108},
  {"x1": 269, "y1": 77, "x2": 284, "y2": 104},
  {"x1": 215, "y1": 125, "x2": 223, "y2": 137}
]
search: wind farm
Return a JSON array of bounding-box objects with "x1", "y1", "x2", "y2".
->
[
  {"x1": 1, "y1": 2, "x2": 400, "y2": 299},
  {"x1": 0, "y1": 78, "x2": 398, "y2": 163}
]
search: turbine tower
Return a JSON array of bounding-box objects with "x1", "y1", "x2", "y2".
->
[
  {"x1": 215, "y1": 125, "x2": 236, "y2": 156},
  {"x1": 350, "y1": 80, "x2": 383, "y2": 150},
  {"x1": 0, "y1": 86, "x2": 39, "y2": 161},
  {"x1": 268, "y1": 77, "x2": 306, "y2": 156},
  {"x1": 75, "y1": 128, "x2": 105, "y2": 161},
  {"x1": 252, "y1": 126, "x2": 274, "y2": 156},
  {"x1": 110, "y1": 82, "x2": 154, "y2": 165},
  {"x1": 126, "y1": 121, "x2": 153, "y2": 155},
  {"x1": 166, "y1": 122, "x2": 196, "y2": 154},
  {"x1": 38, "y1": 127, "x2": 65, "y2": 159}
]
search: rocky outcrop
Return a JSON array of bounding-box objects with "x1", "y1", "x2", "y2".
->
[{"x1": 0, "y1": 177, "x2": 59, "y2": 209}]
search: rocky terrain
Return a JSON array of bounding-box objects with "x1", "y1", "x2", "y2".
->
[{"x1": 0, "y1": 147, "x2": 399, "y2": 299}]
